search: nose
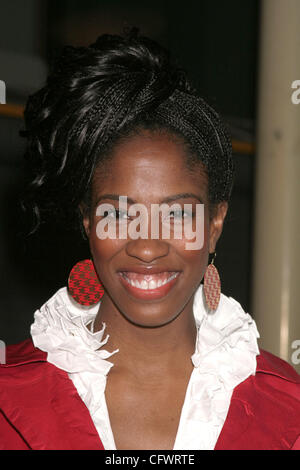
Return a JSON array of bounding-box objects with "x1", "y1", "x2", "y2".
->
[{"x1": 125, "y1": 237, "x2": 169, "y2": 263}]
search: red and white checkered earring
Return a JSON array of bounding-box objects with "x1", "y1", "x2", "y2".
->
[
  {"x1": 68, "y1": 259, "x2": 104, "y2": 306},
  {"x1": 203, "y1": 252, "x2": 221, "y2": 311}
]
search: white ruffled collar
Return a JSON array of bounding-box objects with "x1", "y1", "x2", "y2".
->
[
  {"x1": 189, "y1": 285, "x2": 260, "y2": 427},
  {"x1": 30, "y1": 284, "x2": 260, "y2": 449},
  {"x1": 31, "y1": 289, "x2": 118, "y2": 377}
]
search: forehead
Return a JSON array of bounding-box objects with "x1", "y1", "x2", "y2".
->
[{"x1": 92, "y1": 131, "x2": 208, "y2": 202}]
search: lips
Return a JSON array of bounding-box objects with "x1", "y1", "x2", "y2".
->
[
  {"x1": 121, "y1": 271, "x2": 178, "y2": 289},
  {"x1": 117, "y1": 269, "x2": 181, "y2": 300}
]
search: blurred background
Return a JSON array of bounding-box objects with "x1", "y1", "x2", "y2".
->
[{"x1": 0, "y1": 0, "x2": 299, "y2": 371}]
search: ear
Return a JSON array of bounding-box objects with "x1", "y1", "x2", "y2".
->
[
  {"x1": 79, "y1": 202, "x2": 91, "y2": 238},
  {"x1": 208, "y1": 202, "x2": 228, "y2": 253}
]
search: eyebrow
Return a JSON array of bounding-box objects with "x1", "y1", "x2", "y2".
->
[{"x1": 95, "y1": 193, "x2": 204, "y2": 205}]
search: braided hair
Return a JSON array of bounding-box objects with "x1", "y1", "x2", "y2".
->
[{"x1": 21, "y1": 27, "x2": 234, "y2": 232}]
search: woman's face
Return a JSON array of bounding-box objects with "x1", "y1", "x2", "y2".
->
[{"x1": 83, "y1": 130, "x2": 228, "y2": 327}]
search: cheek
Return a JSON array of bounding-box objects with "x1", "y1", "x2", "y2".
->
[
  {"x1": 167, "y1": 214, "x2": 210, "y2": 277},
  {"x1": 88, "y1": 221, "x2": 125, "y2": 273}
]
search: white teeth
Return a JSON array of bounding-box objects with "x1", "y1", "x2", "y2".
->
[
  {"x1": 122, "y1": 272, "x2": 179, "y2": 290},
  {"x1": 141, "y1": 280, "x2": 149, "y2": 290},
  {"x1": 149, "y1": 280, "x2": 157, "y2": 290}
]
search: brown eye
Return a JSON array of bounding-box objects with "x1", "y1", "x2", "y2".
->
[
  {"x1": 104, "y1": 209, "x2": 129, "y2": 220},
  {"x1": 168, "y1": 209, "x2": 193, "y2": 219}
]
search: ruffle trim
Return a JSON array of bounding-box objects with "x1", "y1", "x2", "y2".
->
[
  {"x1": 30, "y1": 284, "x2": 260, "y2": 450},
  {"x1": 31, "y1": 288, "x2": 118, "y2": 380}
]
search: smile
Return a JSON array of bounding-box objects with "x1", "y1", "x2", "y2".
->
[
  {"x1": 117, "y1": 271, "x2": 181, "y2": 300},
  {"x1": 121, "y1": 271, "x2": 179, "y2": 289}
]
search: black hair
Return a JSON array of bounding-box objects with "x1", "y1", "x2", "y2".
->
[{"x1": 21, "y1": 27, "x2": 234, "y2": 233}]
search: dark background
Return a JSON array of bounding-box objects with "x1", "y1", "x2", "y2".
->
[{"x1": 0, "y1": 0, "x2": 259, "y2": 344}]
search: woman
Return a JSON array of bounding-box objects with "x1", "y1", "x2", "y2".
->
[{"x1": 0, "y1": 28, "x2": 299, "y2": 450}]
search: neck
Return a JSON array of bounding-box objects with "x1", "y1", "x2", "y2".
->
[{"x1": 93, "y1": 295, "x2": 197, "y2": 377}]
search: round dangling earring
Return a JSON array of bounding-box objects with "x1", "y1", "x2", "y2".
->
[
  {"x1": 68, "y1": 259, "x2": 104, "y2": 306},
  {"x1": 203, "y1": 252, "x2": 221, "y2": 311}
]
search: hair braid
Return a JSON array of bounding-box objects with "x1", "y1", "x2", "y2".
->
[{"x1": 21, "y1": 27, "x2": 234, "y2": 232}]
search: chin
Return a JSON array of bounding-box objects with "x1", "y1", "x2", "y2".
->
[
  {"x1": 114, "y1": 294, "x2": 187, "y2": 328},
  {"x1": 121, "y1": 311, "x2": 180, "y2": 328}
]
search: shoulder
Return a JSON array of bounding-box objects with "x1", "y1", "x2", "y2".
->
[
  {"x1": 242, "y1": 348, "x2": 300, "y2": 423},
  {"x1": 216, "y1": 349, "x2": 300, "y2": 450},
  {"x1": 0, "y1": 338, "x2": 47, "y2": 373},
  {"x1": 0, "y1": 338, "x2": 103, "y2": 450},
  {"x1": 245, "y1": 348, "x2": 300, "y2": 404},
  {"x1": 256, "y1": 348, "x2": 300, "y2": 383},
  {"x1": 1, "y1": 337, "x2": 47, "y2": 366},
  {"x1": 0, "y1": 338, "x2": 63, "y2": 386}
]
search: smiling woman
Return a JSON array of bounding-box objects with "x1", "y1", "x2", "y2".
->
[{"x1": 0, "y1": 28, "x2": 299, "y2": 451}]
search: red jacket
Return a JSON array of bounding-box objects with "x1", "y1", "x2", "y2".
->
[{"x1": 0, "y1": 338, "x2": 299, "y2": 450}]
